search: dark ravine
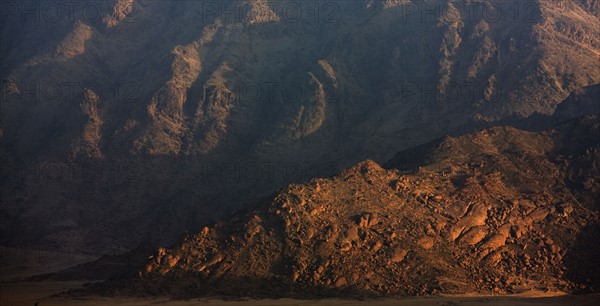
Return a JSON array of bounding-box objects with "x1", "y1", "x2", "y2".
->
[{"x1": 61, "y1": 115, "x2": 599, "y2": 298}]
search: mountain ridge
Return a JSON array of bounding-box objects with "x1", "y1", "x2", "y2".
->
[
  {"x1": 1, "y1": 0, "x2": 599, "y2": 253},
  {"x1": 65, "y1": 114, "x2": 600, "y2": 298}
]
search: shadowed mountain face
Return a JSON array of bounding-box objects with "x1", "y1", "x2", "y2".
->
[
  {"x1": 84, "y1": 116, "x2": 599, "y2": 298},
  {"x1": 1, "y1": 0, "x2": 599, "y2": 250}
]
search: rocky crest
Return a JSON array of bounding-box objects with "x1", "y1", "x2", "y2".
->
[{"x1": 87, "y1": 116, "x2": 600, "y2": 298}]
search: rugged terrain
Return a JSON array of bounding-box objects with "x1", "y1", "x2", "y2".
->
[
  {"x1": 1, "y1": 0, "x2": 599, "y2": 251},
  {"x1": 70, "y1": 115, "x2": 598, "y2": 298}
]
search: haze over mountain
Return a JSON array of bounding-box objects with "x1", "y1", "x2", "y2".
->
[{"x1": 1, "y1": 0, "x2": 599, "y2": 254}]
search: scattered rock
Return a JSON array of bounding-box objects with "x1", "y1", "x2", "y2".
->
[
  {"x1": 457, "y1": 226, "x2": 488, "y2": 246},
  {"x1": 358, "y1": 213, "x2": 380, "y2": 228},
  {"x1": 334, "y1": 277, "x2": 347, "y2": 288},
  {"x1": 390, "y1": 248, "x2": 409, "y2": 263},
  {"x1": 109, "y1": 117, "x2": 600, "y2": 298},
  {"x1": 528, "y1": 208, "x2": 550, "y2": 222},
  {"x1": 417, "y1": 236, "x2": 435, "y2": 250},
  {"x1": 481, "y1": 233, "x2": 507, "y2": 250}
]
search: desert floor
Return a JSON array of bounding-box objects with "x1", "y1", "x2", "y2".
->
[
  {"x1": 1, "y1": 281, "x2": 599, "y2": 306},
  {"x1": 2, "y1": 247, "x2": 599, "y2": 306}
]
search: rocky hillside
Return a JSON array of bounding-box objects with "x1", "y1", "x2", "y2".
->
[
  {"x1": 88, "y1": 115, "x2": 600, "y2": 298},
  {"x1": 1, "y1": 0, "x2": 599, "y2": 251}
]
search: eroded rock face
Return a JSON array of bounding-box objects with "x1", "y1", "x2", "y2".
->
[
  {"x1": 70, "y1": 89, "x2": 103, "y2": 159},
  {"x1": 103, "y1": 0, "x2": 137, "y2": 28},
  {"x1": 93, "y1": 116, "x2": 600, "y2": 298},
  {"x1": 54, "y1": 21, "x2": 93, "y2": 61}
]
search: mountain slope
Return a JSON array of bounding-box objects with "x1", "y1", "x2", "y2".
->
[
  {"x1": 1, "y1": 0, "x2": 599, "y2": 251},
  {"x1": 87, "y1": 115, "x2": 600, "y2": 298}
]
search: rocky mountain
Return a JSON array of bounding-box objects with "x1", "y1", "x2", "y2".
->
[
  {"x1": 1, "y1": 0, "x2": 599, "y2": 251},
  {"x1": 79, "y1": 115, "x2": 599, "y2": 298}
]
